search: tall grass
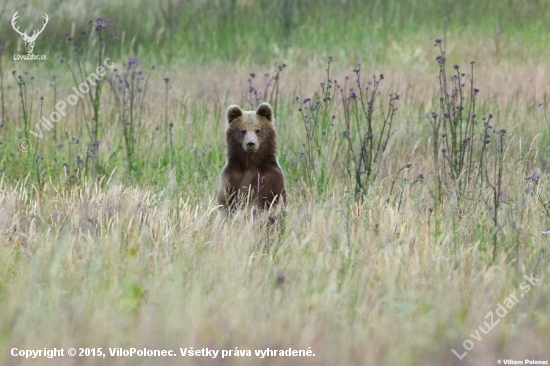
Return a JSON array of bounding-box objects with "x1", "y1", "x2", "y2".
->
[
  {"x1": 0, "y1": 175, "x2": 548, "y2": 365},
  {"x1": 1, "y1": 0, "x2": 550, "y2": 63}
]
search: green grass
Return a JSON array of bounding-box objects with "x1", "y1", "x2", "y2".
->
[
  {"x1": 0, "y1": 0, "x2": 549, "y2": 365},
  {"x1": 2, "y1": 0, "x2": 550, "y2": 64}
]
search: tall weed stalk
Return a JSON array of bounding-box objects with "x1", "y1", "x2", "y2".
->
[{"x1": 341, "y1": 67, "x2": 399, "y2": 199}]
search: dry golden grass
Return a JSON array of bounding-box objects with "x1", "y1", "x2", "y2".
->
[
  {"x1": 0, "y1": 163, "x2": 548, "y2": 365},
  {"x1": 1, "y1": 32, "x2": 550, "y2": 365}
]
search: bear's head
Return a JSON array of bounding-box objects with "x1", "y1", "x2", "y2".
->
[{"x1": 226, "y1": 103, "x2": 276, "y2": 157}]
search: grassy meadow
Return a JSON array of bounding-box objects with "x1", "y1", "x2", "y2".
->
[{"x1": 0, "y1": 0, "x2": 550, "y2": 365}]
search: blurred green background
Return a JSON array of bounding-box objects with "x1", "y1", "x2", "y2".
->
[{"x1": 2, "y1": 0, "x2": 549, "y2": 65}]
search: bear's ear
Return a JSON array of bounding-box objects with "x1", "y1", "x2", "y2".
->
[
  {"x1": 256, "y1": 102, "x2": 273, "y2": 122},
  {"x1": 227, "y1": 105, "x2": 243, "y2": 124}
]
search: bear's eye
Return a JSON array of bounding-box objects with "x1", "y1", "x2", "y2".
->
[
  {"x1": 241, "y1": 130, "x2": 246, "y2": 135},
  {"x1": 255, "y1": 129, "x2": 260, "y2": 134}
]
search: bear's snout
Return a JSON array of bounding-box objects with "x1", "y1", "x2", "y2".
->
[{"x1": 243, "y1": 131, "x2": 259, "y2": 152}]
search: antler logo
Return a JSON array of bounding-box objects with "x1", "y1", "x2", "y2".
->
[{"x1": 11, "y1": 11, "x2": 49, "y2": 54}]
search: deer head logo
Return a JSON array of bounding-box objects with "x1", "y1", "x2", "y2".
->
[{"x1": 11, "y1": 11, "x2": 49, "y2": 54}]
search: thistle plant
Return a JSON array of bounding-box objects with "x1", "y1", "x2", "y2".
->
[
  {"x1": 0, "y1": 45, "x2": 5, "y2": 123},
  {"x1": 296, "y1": 56, "x2": 339, "y2": 195},
  {"x1": 431, "y1": 39, "x2": 482, "y2": 202},
  {"x1": 164, "y1": 77, "x2": 173, "y2": 165},
  {"x1": 64, "y1": 16, "x2": 118, "y2": 176},
  {"x1": 107, "y1": 58, "x2": 154, "y2": 173},
  {"x1": 482, "y1": 127, "x2": 508, "y2": 261},
  {"x1": 341, "y1": 68, "x2": 399, "y2": 200},
  {"x1": 246, "y1": 63, "x2": 287, "y2": 116}
]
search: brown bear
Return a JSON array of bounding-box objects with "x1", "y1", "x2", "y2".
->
[{"x1": 217, "y1": 102, "x2": 286, "y2": 215}]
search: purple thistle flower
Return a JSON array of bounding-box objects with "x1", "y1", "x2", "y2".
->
[
  {"x1": 348, "y1": 92, "x2": 359, "y2": 100},
  {"x1": 526, "y1": 171, "x2": 541, "y2": 184}
]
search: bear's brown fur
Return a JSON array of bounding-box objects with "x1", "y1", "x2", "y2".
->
[{"x1": 217, "y1": 102, "x2": 286, "y2": 214}]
